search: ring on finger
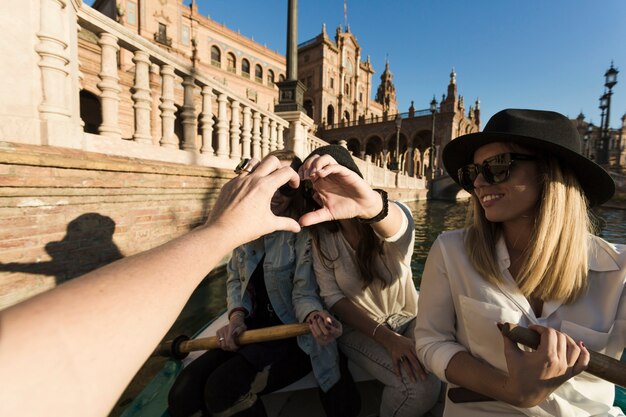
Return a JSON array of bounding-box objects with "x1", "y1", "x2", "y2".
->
[
  {"x1": 234, "y1": 158, "x2": 252, "y2": 174},
  {"x1": 219, "y1": 337, "x2": 225, "y2": 342}
]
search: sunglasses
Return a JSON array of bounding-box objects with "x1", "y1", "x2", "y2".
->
[{"x1": 458, "y1": 153, "x2": 539, "y2": 191}]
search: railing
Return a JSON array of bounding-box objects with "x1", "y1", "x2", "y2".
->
[
  {"x1": 322, "y1": 107, "x2": 437, "y2": 130},
  {"x1": 74, "y1": 5, "x2": 293, "y2": 169}
]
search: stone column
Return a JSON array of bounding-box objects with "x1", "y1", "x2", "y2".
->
[
  {"x1": 158, "y1": 65, "x2": 177, "y2": 148},
  {"x1": 37, "y1": 0, "x2": 71, "y2": 121},
  {"x1": 407, "y1": 146, "x2": 414, "y2": 176},
  {"x1": 278, "y1": 111, "x2": 313, "y2": 159},
  {"x1": 277, "y1": 124, "x2": 285, "y2": 150},
  {"x1": 131, "y1": 50, "x2": 152, "y2": 143},
  {"x1": 269, "y1": 119, "x2": 278, "y2": 151},
  {"x1": 97, "y1": 33, "x2": 121, "y2": 139},
  {"x1": 215, "y1": 93, "x2": 229, "y2": 157},
  {"x1": 229, "y1": 99, "x2": 241, "y2": 159},
  {"x1": 241, "y1": 106, "x2": 252, "y2": 158},
  {"x1": 286, "y1": 0, "x2": 298, "y2": 81},
  {"x1": 181, "y1": 75, "x2": 197, "y2": 151},
  {"x1": 200, "y1": 86, "x2": 214, "y2": 154},
  {"x1": 251, "y1": 111, "x2": 262, "y2": 159},
  {"x1": 261, "y1": 115, "x2": 270, "y2": 157}
]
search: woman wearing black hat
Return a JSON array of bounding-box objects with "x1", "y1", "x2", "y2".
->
[
  {"x1": 299, "y1": 145, "x2": 441, "y2": 417},
  {"x1": 415, "y1": 109, "x2": 625, "y2": 416}
]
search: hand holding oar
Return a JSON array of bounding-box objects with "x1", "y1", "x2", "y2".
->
[
  {"x1": 449, "y1": 322, "x2": 626, "y2": 404},
  {"x1": 500, "y1": 322, "x2": 626, "y2": 388},
  {"x1": 154, "y1": 323, "x2": 311, "y2": 359}
]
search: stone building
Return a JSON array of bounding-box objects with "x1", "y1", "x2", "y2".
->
[
  {"x1": 297, "y1": 24, "x2": 390, "y2": 127},
  {"x1": 89, "y1": 0, "x2": 481, "y2": 179},
  {"x1": 573, "y1": 111, "x2": 625, "y2": 169},
  {"x1": 317, "y1": 69, "x2": 481, "y2": 179}
]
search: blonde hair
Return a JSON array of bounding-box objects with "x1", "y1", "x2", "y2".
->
[{"x1": 465, "y1": 157, "x2": 593, "y2": 303}]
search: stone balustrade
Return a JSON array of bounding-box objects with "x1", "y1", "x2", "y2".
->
[{"x1": 75, "y1": 5, "x2": 292, "y2": 169}]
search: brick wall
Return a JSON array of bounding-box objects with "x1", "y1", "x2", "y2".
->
[{"x1": 0, "y1": 141, "x2": 234, "y2": 309}]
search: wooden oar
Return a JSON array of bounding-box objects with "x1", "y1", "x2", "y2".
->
[
  {"x1": 501, "y1": 322, "x2": 626, "y2": 388},
  {"x1": 449, "y1": 322, "x2": 626, "y2": 403},
  {"x1": 154, "y1": 323, "x2": 311, "y2": 359}
]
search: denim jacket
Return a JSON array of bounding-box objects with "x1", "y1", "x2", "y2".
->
[{"x1": 226, "y1": 228, "x2": 340, "y2": 392}]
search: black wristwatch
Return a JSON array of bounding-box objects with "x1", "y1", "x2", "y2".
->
[{"x1": 358, "y1": 189, "x2": 389, "y2": 224}]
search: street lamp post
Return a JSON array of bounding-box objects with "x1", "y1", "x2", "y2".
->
[
  {"x1": 393, "y1": 115, "x2": 402, "y2": 171},
  {"x1": 430, "y1": 96, "x2": 438, "y2": 179},
  {"x1": 599, "y1": 92, "x2": 609, "y2": 163},
  {"x1": 599, "y1": 63, "x2": 618, "y2": 164},
  {"x1": 583, "y1": 124, "x2": 593, "y2": 158}
]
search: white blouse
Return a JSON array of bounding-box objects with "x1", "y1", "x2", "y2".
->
[
  {"x1": 416, "y1": 229, "x2": 626, "y2": 417},
  {"x1": 312, "y1": 201, "x2": 418, "y2": 325}
]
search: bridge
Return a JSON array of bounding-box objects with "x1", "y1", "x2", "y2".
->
[{"x1": 430, "y1": 175, "x2": 471, "y2": 201}]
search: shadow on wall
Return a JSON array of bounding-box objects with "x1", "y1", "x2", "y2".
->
[{"x1": 0, "y1": 213, "x2": 123, "y2": 284}]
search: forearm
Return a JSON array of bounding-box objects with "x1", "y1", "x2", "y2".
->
[
  {"x1": 446, "y1": 351, "x2": 523, "y2": 406},
  {"x1": 365, "y1": 194, "x2": 404, "y2": 239},
  {"x1": 331, "y1": 298, "x2": 380, "y2": 339},
  {"x1": 0, "y1": 224, "x2": 236, "y2": 417}
]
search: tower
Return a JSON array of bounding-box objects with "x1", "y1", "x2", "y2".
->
[{"x1": 374, "y1": 59, "x2": 398, "y2": 116}]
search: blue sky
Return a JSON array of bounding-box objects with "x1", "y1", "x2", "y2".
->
[{"x1": 190, "y1": 1, "x2": 626, "y2": 127}]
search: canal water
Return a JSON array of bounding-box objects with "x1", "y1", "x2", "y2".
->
[{"x1": 111, "y1": 200, "x2": 626, "y2": 416}]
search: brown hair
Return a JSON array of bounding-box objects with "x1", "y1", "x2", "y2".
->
[{"x1": 311, "y1": 220, "x2": 389, "y2": 289}]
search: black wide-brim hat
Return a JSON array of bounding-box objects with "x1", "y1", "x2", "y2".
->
[
  {"x1": 305, "y1": 145, "x2": 363, "y2": 178},
  {"x1": 443, "y1": 108, "x2": 615, "y2": 207}
]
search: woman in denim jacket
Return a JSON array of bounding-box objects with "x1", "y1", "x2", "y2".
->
[{"x1": 168, "y1": 150, "x2": 359, "y2": 417}]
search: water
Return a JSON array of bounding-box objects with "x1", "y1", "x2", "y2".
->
[
  {"x1": 595, "y1": 206, "x2": 626, "y2": 245},
  {"x1": 406, "y1": 200, "x2": 469, "y2": 288}
]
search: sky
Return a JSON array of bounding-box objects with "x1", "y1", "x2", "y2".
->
[{"x1": 185, "y1": 0, "x2": 626, "y2": 128}]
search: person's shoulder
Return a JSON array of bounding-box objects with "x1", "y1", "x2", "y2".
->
[
  {"x1": 392, "y1": 200, "x2": 413, "y2": 220},
  {"x1": 438, "y1": 228, "x2": 465, "y2": 243},
  {"x1": 588, "y1": 234, "x2": 626, "y2": 269}
]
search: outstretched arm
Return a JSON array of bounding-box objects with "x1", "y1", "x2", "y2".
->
[{"x1": 0, "y1": 156, "x2": 301, "y2": 417}]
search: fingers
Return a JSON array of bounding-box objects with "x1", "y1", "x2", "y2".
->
[
  {"x1": 527, "y1": 324, "x2": 588, "y2": 378},
  {"x1": 235, "y1": 157, "x2": 260, "y2": 176},
  {"x1": 308, "y1": 311, "x2": 342, "y2": 346},
  {"x1": 404, "y1": 352, "x2": 428, "y2": 382},
  {"x1": 265, "y1": 164, "x2": 301, "y2": 195},
  {"x1": 298, "y1": 207, "x2": 334, "y2": 227},
  {"x1": 572, "y1": 341, "x2": 590, "y2": 375}
]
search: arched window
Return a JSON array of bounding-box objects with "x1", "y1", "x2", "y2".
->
[
  {"x1": 255, "y1": 64, "x2": 263, "y2": 83},
  {"x1": 226, "y1": 52, "x2": 236, "y2": 73},
  {"x1": 267, "y1": 69, "x2": 275, "y2": 86},
  {"x1": 79, "y1": 90, "x2": 102, "y2": 134},
  {"x1": 211, "y1": 46, "x2": 221, "y2": 67},
  {"x1": 242, "y1": 59, "x2": 250, "y2": 78},
  {"x1": 327, "y1": 104, "x2": 335, "y2": 126}
]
